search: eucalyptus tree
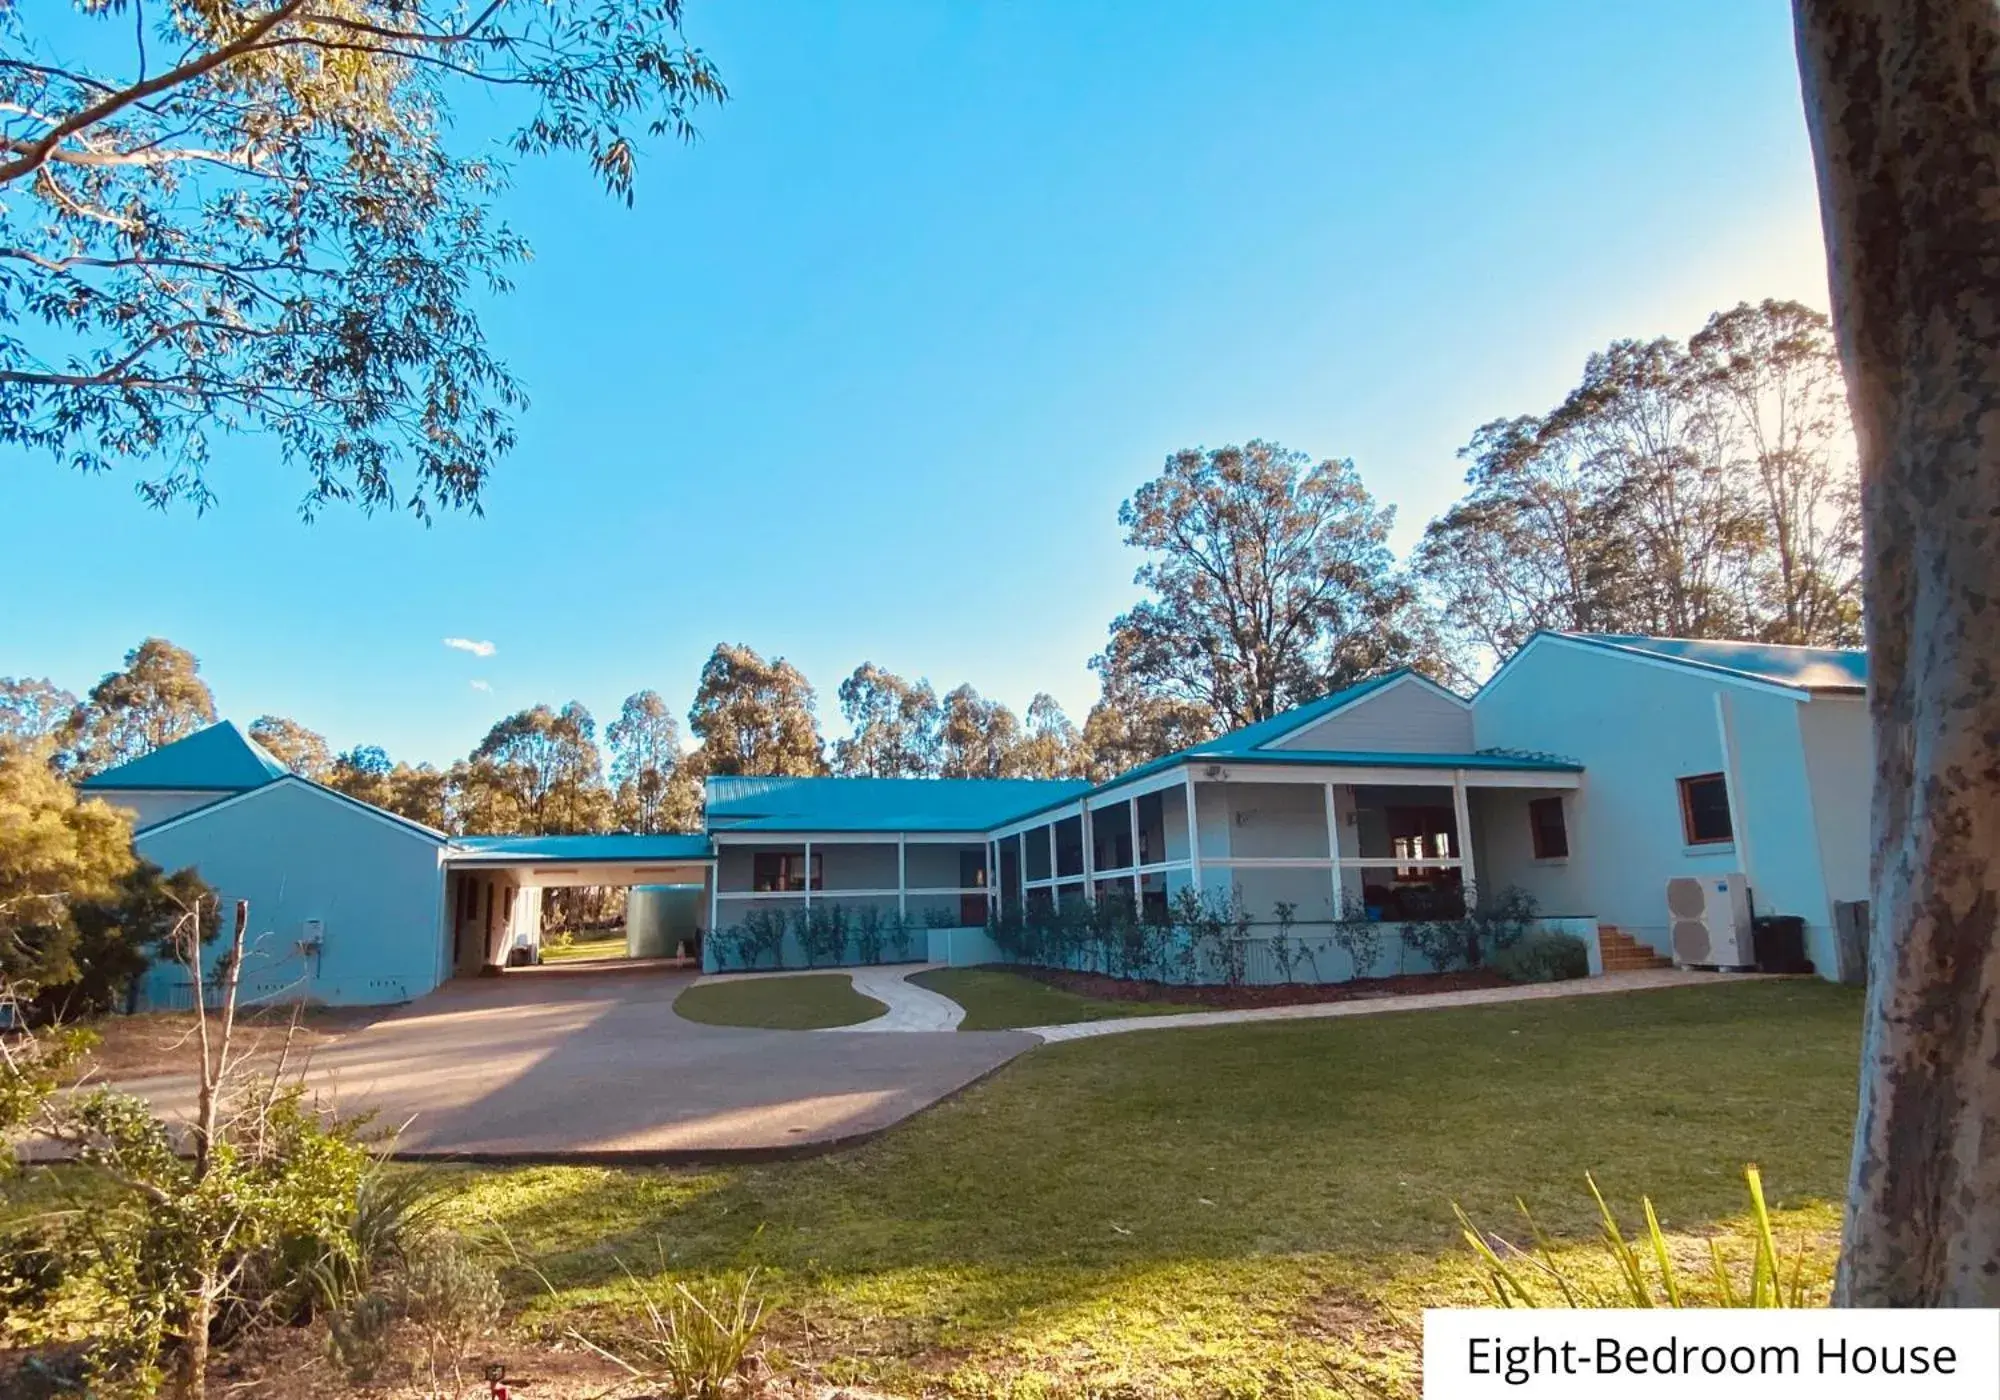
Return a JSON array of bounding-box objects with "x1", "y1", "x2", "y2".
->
[
  {"x1": 1099, "y1": 441, "x2": 1430, "y2": 732},
  {"x1": 0, "y1": 2, "x2": 724, "y2": 515},
  {"x1": 60, "y1": 638, "x2": 217, "y2": 775},
  {"x1": 687, "y1": 644, "x2": 825, "y2": 778},
  {"x1": 834, "y1": 664, "x2": 943, "y2": 778},
  {"x1": 246, "y1": 714, "x2": 332, "y2": 780},
  {"x1": 1793, "y1": 0, "x2": 2000, "y2": 1307}
]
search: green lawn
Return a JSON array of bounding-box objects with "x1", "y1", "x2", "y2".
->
[
  {"x1": 541, "y1": 929, "x2": 629, "y2": 963},
  {"x1": 910, "y1": 964, "x2": 1206, "y2": 1030},
  {"x1": 437, "y1": 980, "x2": 1862, "y2": 1397},
  {"x1": 671, "y1": 972, "x2": 888, "y2": 1029}
]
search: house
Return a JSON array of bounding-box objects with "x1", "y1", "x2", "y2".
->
[
  {"x1": 82, "y1": 724, "x2": 712, "y2": 1009},
  {"x1": 79, "y1": 631, "x2": 1867, "y2": 1007}
]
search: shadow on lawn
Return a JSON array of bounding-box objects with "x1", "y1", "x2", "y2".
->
[{"x1": 447, "y1": 982, "x2": 1861, "y2": 1325}]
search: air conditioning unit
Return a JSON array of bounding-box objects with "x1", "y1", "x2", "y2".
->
[{"x1": 1667, "y1": 874, "x2": 1754, "y2": 969}]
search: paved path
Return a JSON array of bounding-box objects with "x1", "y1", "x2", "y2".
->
[
  {"x1": 76, "y1": 964, "x2": 1032, "y2": 1161},
  {"x1": 831, "y1": 964, "x2": 964, "y2": 1032},
  {"x1": 1022, "y1": 967, "x2": 1754, "y2": 1041},
  {"x1": 689, "y1": 962, "x2": 966, "y2": 1032}
]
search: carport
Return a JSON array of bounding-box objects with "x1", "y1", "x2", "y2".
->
[{"x1": 441, "y1": 834, "x2": 714, "y2": 976}]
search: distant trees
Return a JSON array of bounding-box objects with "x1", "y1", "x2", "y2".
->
[
  {"x1": 1098, "y1": 442, "x2": 1437, "y2": 735},
  {"x1": 462, "y1": 703, "x2": 611, "y2": 835},
  {"x1": 324, "y1": 746, "x2": 451, "y2": 830},
  {"x1": 1414, "y1": 301, "x2": 1861, "y2": 678},
  {"x1": 835, "y1": 665, "x2": 942, "y2": 778},
  {"x1": 247, "y1": 715, "x2": 333, "y2": 781},
  {"x1": 607, "y1": 691, "x2": 700, "y2": 833},
  {"x1": 688, "y1": 644, "x2": 827, "y2": 778},
  {"x1": 57, "y1": 639, "x2": 218, "y2": 776}
]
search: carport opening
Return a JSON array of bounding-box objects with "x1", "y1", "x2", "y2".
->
[{"x1": 442, "y1": 843, "x2": 714, "y2": 979}]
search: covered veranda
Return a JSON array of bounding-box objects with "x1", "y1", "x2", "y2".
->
[{"x1": 985, "y1": 752, "x2": 1585, "y2": 974}]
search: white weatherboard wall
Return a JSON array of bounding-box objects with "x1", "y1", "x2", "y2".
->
[
  {"x1": 135, "y1": 780, "x2": 448, "y2": 1007},
  {"x1": 1270, "y1": 674, "x2": 1474, "y2": 752},
  {"x1": 1474, "y1": 638, "x2": 1843, "y2": 978},
  {"x1": 1798, "y1": 694, "x2": 1870, "y2": 912},
  {"x1": 91, "y1": 789, "x2": 230, "y2": 831}
]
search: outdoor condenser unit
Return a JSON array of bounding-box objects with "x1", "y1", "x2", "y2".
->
[{"x1": 1666, "y1": 873, "x2": 1754, "y2": 969}]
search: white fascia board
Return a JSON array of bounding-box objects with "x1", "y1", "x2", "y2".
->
[
  {"x1": 1182, "y1": 761, "x2": 1581, "y2": 789},
  {"x1": 706, "y1": 830, "x2": 987, "y2": 845}
]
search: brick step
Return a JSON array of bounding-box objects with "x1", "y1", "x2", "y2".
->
[{"x1": 1597, "y1": 923, "x2": 1675, "y2": 971}]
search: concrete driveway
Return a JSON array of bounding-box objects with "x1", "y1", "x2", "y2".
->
[{"x1": 108, "y1": 964, "x2": 1037, "y2": 1161}]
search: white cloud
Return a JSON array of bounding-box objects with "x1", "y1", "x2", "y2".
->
[
  {"x1": 469, "y1": 679, "x2": 492, "y2": 693},
  {"x1": 443, "y1": 637, "x2": 496, "y2": 658}
]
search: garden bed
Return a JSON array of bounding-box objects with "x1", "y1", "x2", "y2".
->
[{"x1": 1008, "y1": 963, "x2": 1513, "y2": 1009}]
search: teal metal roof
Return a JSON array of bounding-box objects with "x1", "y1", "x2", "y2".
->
[
  {"x1": 448, "y1": 834, "x2": 714, "y2": 863},
  {"x1": 705, "y1": 776, "x2": 1090, "y2": 833},
  {"x1": 80, "y1": 721, "x2": 290, "y2": 792},
  {"x1": 1558, "y1": 633, "x2": 1866, "y2": 692}
]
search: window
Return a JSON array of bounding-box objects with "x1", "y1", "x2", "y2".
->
[
  {"x1": 1528, "y1": 796, "x2": 1569, "y2": 860},
  {"x1": 1678, "y1": 773, "x2": 1734, "y2": 845},
  {"x1": 752, "y1": 851, "x2": 822, "y2": 891}
]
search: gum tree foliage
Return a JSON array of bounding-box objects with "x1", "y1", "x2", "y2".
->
[
  {"x1": 246, "y1": 713, "x2": 332, "y2": 779},
  {"x1": 1415, "y1": 302, "x2": 1861, "y2": 677},
  {"x1": 606, "y1": 688, "x2": 699, "y2": 833},
  {"x1": 462, "y1": 700, "x2": 610, "y2": 834},
  {"x1": 324, "y1": 743, "x2": 450, "y2": 828},
  {"x1": 58, "y1": 636, "x2": 218, "y2": 775},
  {"x1": 0, "y1": 2, "x2": 725, "y2": 516},
  {"x1": 1099, "y1": 441, "x2": 1436, "y2": 731},
  {"x1": 0, "y1": 677, "x2": 77, "y2": 751},
  {"x1": 1078, "y1": 638, "x2": 1215, "y2": 778},
  {"x1": 0, "y1": 744, "x2": 133, "y2": 992},
  {"x1": 688, "y1": 643, "x2": 826, "y2": 778},
  {"x1": 834, "y1": 663, "x2": 942, "y2": 778},
  {"x1": 1791, "y1": 0, "x2": 2000, "y2": 1307},
  {"x1": 936, "y1": 683, "x2": 1016, "y2": 778}
]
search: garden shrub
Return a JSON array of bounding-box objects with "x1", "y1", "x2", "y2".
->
[
  {"x1": 1489, "y1": 928, "x2": 1590, "y2": 983},
  {"x1": 853, "y1": 906, "x2": 886, "y2": 964},
  {"x1": 797, "y1": 904, "x2": 850, "y2": 967},
  {"x1": 733, "y1": 909, "x2": 787, "y2": 969}
]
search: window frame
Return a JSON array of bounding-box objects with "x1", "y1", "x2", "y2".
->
[
  {"x1": 1676, "y1": 772, "x2": 1735, "y2": 846},
  {"x1": 1527, "y1": 795, "x2": 1569, "y2": 861}
]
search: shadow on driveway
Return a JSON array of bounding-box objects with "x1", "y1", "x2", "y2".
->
[{"x1": 100, "y1": 967, "x2": 1035, "y2": 1162}]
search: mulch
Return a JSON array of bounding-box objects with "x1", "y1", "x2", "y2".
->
[{"x1": 1012, "y1": 964, "x2": 1513, "y2": 1009}]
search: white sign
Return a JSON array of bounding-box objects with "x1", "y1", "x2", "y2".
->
[{"x1": 1423, "y1": 1309, "x2": 1999, "y2": 1398}]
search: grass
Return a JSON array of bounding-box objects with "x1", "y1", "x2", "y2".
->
[
  {"x1": 671, "y1": 972, "x2": 888, "y2": 1029},
  {"x1": 909, "y1": 964, "x2": 1205, "y2": 1030},
  {"x1": 426, "y1": 979, "x2": 1862, "y2": 1397},
  {"x1": 542, "y1": 929, "x2": 631, "y2": 964}
]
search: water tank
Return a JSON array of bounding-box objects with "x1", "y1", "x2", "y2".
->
[{"x1": 625, "y1": 884, "x2": 705, "y2": 960}]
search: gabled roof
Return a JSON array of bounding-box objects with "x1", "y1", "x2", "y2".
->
[
  {"x1": 1102, "y1": 668, "x2": 1461, "y2": 790},
  {"x1": 448, "y1": 833, "x2": 714, "y2": 863},
  {"x1": 705, "y1": 775, "x2": 1090, "y2": 833},
  {"x1": 130, "y1": 772, "x2": 450, "y2": 845},
  {"x1": 1552, "y1": 633, "x2": 1866, "y2": 693},
  {"x1": 80, "y1": 720, "x2": 291, "y2": 792}
]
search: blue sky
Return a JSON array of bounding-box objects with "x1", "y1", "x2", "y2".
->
[{"x1": 1, "y1": 1, "x2": 1832, "y2": 767}]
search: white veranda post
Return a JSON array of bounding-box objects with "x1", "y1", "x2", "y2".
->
[{"x1": 1451, "y1": 772, "x2": 1477, "y2": 907}]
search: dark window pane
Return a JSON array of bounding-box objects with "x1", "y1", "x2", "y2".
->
[
  {"x1": 1054, "y1": 815, "x2": 1085, "y2": 877},
  {"x1": 1679, "y1": 774, "x2": 1734, "y2": 844},
  {"x1": 1529, "y1": 796, "x2": 1568, "y2": 859},
  {"x1": 1135, "y1": 791, "x2": 1167, "y2": 866},
  {"x1": 1024, "y1": 825, "x2": 1053, "y2": 882}
]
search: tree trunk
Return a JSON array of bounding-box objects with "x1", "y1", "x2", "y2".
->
[{"x1": 1793, "y1": 0, "x2": 2000, "y2": 1305}]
